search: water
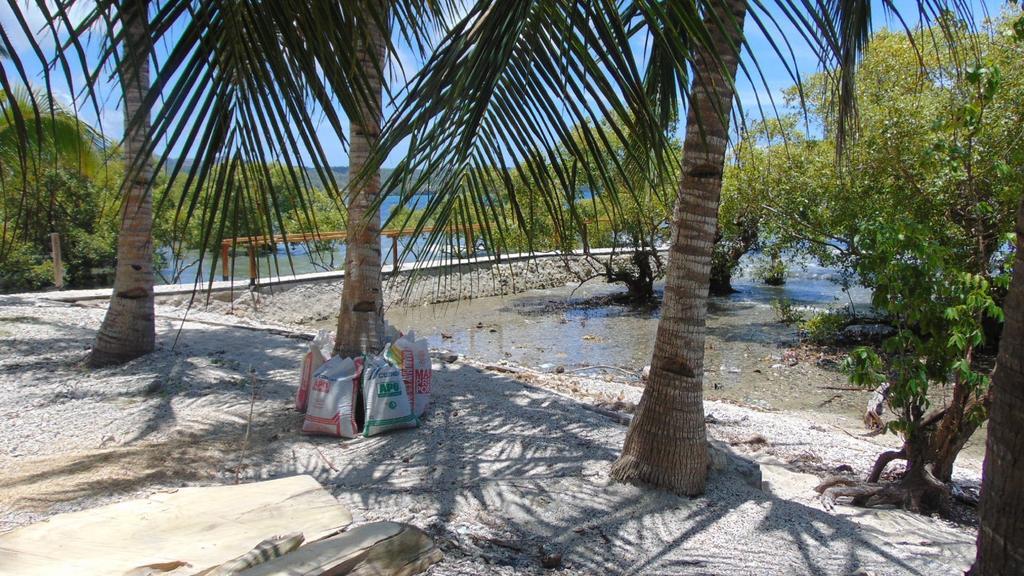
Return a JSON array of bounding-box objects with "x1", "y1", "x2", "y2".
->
[
  {"x1": 380, "y1": 261, "x2": 872, "y2": 373},
  {"x1": 158, "y1": 194, "x2": 437, "y2": 285}
]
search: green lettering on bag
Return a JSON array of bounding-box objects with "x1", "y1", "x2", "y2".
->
[{"x1": 377, "y1": 380, "x2": 402, "y2": 397}]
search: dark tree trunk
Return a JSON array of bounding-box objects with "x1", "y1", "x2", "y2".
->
[
  {"x1": 972, "y1": 197, "x2": 1024, "y2": 575},
  {"x1": 605, "y1": 249, "x2": 659, "y2": 303},
  {"x1": 709, "y1": 221, "x2": 758, "y2": 295}
]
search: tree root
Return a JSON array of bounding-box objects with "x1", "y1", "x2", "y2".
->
[
  {"x1": 815, "y1": 463, "x2": 949, "y2": 513},
  {"x1": 814, "y1": 476, "x2": 906, "y2": 511},
  {"x1": 867, "y1": 448, "x2": 906, "y2": 483}
]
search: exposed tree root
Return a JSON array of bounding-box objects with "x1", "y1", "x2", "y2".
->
[
  {"x1": 867, "y1": 448, "x2": 906, "y2": 483},
  {"x1": 815, "y1": 463, "x2": 949, "y2": 513}
]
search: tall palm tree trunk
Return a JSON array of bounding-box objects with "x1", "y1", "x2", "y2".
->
[
  {"x1": 972, "y1": 197, "x2": 1024, "y2": 575},
  {"x1": 611, "y1": 0, "x2": 746, "y2": 495},
  {"x1": 89, "y1": 0, "x2": 154, "y2": 367},
  {"x1": 335, "y1": 4, "x2": 386, "y2": 358}
]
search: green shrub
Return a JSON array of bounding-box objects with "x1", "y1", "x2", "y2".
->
[
  {"x1": 771, "y1": 297, "x2": 802, "y2": 324},
  {"x1": 800, "y1": 310, "x2": 849, "y2": 344},
  {"x1": 0, "y1": 242, "x2": 56, "y2": 292},
  {"x1": 755, "y1": 256, "x2": 787, "y2": 286}
]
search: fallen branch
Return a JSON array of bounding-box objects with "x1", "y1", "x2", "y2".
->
[
  {"x1": 564, "y1": 365, "x2": 640, "y2": 378},
  {"x1": 314, "y1": 444, "x2": 339, "y2": 472},
  {"x1": 235, "y1": 368, "x2": 258, "y2": 484},
  {"x1": 469, "y1": 534, "x2": 525, "y2": 552}
]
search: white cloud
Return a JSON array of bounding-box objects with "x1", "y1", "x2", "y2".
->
[{"x1": 1, "y1": 0, "x2": 96, "y2": 55}]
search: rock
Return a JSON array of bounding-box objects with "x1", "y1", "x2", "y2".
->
[
  {"x1": 641, "y1": 365, "x2": 650, "y2": 380},
  {"x1": 432, "y1": 352, "x2": 459, "y2": 363},
  {"x1": 540, "y1": 552, "x2": 562, "y2": 569},
  {"x1": 840, "y1": 323, "x2": 896, "y2": 344},
  {"x1": 832, "y1": 464, "x2": 855, "y2": 474},
  {"x1": 708, "y1": 440, "x2": 762, "y2": 491},
  {"x1": 554, "y1": 365, "x2": 565, "y2": 374}
]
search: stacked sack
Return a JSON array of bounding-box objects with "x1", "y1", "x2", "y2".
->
[{"x1": 296, "y1": 330, "x2": 432, "y2": 438}]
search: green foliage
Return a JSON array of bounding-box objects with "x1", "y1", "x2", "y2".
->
[
  {"x1": 0, "y1": 86, "x2": 116, "y2": 291},
  {"x1": 755, "y1": 253, "x2": 787, "y2": 286},
  {"x1": 842, "y1": 220, "x2": 1003, "y2": 434},
  {"x1": 1, "y1": 166, "x2": 121, "y2": 291},
  {"x1": 0, "y1": 242, "x2": 55, "y2": 291},
  {"x1": 729, "y1": 17, "x2": 1024, "y2": 461},
  {"x1": 801, "y1": 310, "x2": 850, "y2": 344},
  {"x1": 771, "y1": 297, "x2": 802, "y2": 325}
]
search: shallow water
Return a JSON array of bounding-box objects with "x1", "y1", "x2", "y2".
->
[
  {"x1": 317, "y1": 259, "x2": 986, "y2": 461},
  {"x1": 380, "y1": 262, "x2": 871, "y2": 374}
]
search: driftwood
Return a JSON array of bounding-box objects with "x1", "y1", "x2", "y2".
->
[
  {"x1": 238, "y1": 522, "x2": 442, "y2": 576},
  {"x1": 863, "y1": 383, "x2": 890, "y2": 429}
]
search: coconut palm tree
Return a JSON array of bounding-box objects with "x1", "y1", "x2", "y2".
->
[
  {"x1": 367, "y1": 0, "x2": 893, "y2": 494},
  {"x1": 610, "y1": 0, "x2": 747, "y2": 493},
  {"x1": 0, "y1": 86, "x2": 103, "y2": 175},
  {"x1": 1, "y1": 0, "x2": 452, "y2": 363},
  {"x1": 88, "y1": 0, "x2": 155, "y2": 366},
  {"x1": 334, "y1": 2, "x2": 388, "y2": 358}
]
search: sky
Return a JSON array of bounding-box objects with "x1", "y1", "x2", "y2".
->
[{"x1": 1, "y1": 0, "x2": 1006, "y2": 169}]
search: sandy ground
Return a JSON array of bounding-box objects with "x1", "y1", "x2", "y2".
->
[{"x1": 0, "y1": 294, "x2": 979, "y2": 575}]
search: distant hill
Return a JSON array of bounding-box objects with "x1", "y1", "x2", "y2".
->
[{"x1": 166, "y1": 160, "x2": 424, "y2": 192}]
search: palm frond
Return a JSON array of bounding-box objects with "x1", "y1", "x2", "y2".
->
[{"x1": 371, "y1": 0, "x2": 683, "y2": 274}]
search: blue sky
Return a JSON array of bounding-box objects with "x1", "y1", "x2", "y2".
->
[{"x1": 1, "y1": 0, "x2": 1005, "y2": 168}]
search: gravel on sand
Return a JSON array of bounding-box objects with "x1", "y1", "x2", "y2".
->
[{"x1": 0, "y1": 294, "x2": 977, "y2": 575}]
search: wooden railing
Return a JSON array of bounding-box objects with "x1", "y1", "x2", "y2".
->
[{"x1": 218, "y1": 223, "x2": 485, "y2": 281}]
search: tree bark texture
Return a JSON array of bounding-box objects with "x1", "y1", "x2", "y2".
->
[
  {"x1": 89, "y1": 0, "x2": 155, "y2": 367},
  {"x1": 335, "y1": 4, "x2": 386, "y2": 358},
  {"x1": 973, "y1": 196, "x2": 1024, "y2": 575},
  {"x1": 610, "y1": 0, "x2": 747, "y2": 495}
]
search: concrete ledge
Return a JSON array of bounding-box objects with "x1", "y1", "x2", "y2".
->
[{"x1": 14, "y1": 247, "x2": 629, "y2": 302}]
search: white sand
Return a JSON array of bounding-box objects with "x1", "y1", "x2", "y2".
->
[{"x1": 0, "y1": 293, "x2": 978, "y2": 575}]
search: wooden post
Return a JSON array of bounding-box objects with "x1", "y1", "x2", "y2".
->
[
  {"x1": 391, "y1": 234, "x2": 399, "y2": 269},
  {"x1": 247, "y1": 244, "x2": 257, "y2": 284},
  {"x1": 50, "y1": 233, "x2": 63, "y2": 289},
  {"x1": 221, "y1": 243, "x2": 230, "y2": 280}
]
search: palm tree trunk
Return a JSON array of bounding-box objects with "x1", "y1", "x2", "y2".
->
[
  {"x1": 334, "y1": 3, "x2": 386, "y2": 358},
  {"x1": 610, "y1": 0, "x2": 747, "y2": 495},
  {"x1": 89, "y1": 0, "x2": 154, "y2": 367},
  {"x1": 972, "y1": 197, "x2": 1024, "y2": 575}
]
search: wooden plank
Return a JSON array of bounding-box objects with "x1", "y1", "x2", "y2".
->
[
  {"x1": 50, "y1": 233, "x2": 63, "y2": 288},
  {"x1": 237, "y1": 522, "x2": 441, "y2": 576},
  {"x1": 220, "y1": 243, "x2": 230, "y2": 280},
  {"x1": 0, "y1": 475, "x2": 352, "y2": 576}
]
